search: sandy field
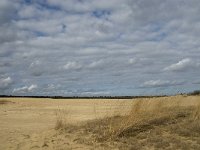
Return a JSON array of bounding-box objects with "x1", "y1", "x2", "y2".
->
[
  {"x1": 0, "y1": 98, "x2": 132, "y2": 150},
  {"x1": 0, "y1": 95, "x2": 200, "y2": 150}
]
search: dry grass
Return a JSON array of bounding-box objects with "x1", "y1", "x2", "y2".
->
[{"x1": 55, "y1": 96, "x2": 200, "y2": 149}]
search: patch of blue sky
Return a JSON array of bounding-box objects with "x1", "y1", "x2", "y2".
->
[
  {"x1": 149, "y1": 22, "x2": 164, "y2": 32},
  {"x1": 92, "y1": 10, "x2": 111, "y2": 19},
  {"x1": 33, "y1": 31, "x2": 48, "y2": 37},
  {"x1": 21, "y1": 0, "x2": 61, "y2": 11},
  {"x1": 22, "y1": 0, "x2": 32, "y2": 4}
]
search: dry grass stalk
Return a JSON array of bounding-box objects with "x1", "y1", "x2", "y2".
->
[{"x1": 54, "y1": 107, "x2": 70, "y2": 130}]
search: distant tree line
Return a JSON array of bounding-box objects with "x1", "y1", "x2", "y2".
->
[
  {"x1": 0, "y1": 90, "x2": 199, "y2": 99},
  {"x1": 0, "y1": 95, "x2": 168, "y2": 99},
  {"x1": 188, "y1": 90, "x2": 200, "y2": 96}
]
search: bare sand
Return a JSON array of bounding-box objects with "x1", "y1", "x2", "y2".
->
[
  {"x1": 0, "y1": 96, "x2": 200, "y2": 150},
  {"x1": 0, "y1": 98, "x2": 132, "y2": 150}
]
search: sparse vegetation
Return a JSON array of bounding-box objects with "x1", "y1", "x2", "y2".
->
[
  {"x1": 2, "y1": 96, "x2": 200, "y2": 149},
  {"x1": 55, "y1": 96, "x2": 200, "y2": 149}
]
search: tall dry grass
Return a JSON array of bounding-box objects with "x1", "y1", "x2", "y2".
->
[
  {"x1": 54, "y1": 106, "x2": 71, "y2": 130},
  {"x1": 93, "y1": 97, "x2": 200, "y2": 140},
  {"x1": 54, "y1": 96, "x2": 200, "y2": 149}
]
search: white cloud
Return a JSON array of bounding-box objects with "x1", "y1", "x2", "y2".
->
[
  {"x1": 0, "y1": 77, "x2": 13, "y2": 89},
  {"x1": 13, "y1": 84, "x2": 37, "y2": 94},
  {"x1": 30, "y1": 60, "x2": 41, "y2": 68},
  {"x1": 80, "y1": 91, "x2": 111, "y2": 96},
  {"x1": 128, "y1": 58, "x2": 138, "y2": 65},
  {"x1": 141, "y1": 80, "x2": 184, "y2": 88},
  {"x1": 163, "y1": 58, "x2": 198, "y2": 72},
  {"x1": 87, "y1": 60, "x2": 104, "y2": 69},
  {"x1": 63, "y1": 61, "x2": 82, "y2": 70}
]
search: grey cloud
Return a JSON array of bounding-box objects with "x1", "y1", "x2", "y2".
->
[
  {"x1": 0, "y1": 25, "x2": 18, "y2": 44},
  {"x1": 0, "y1": 0, "x2": 20, "y2": 44},
  {"x1": 29, "y1": 60, "x2": 44, "y2": 76},
  {"x1": 0, "y1": 0, "x2": 17, "y2": 25},
  {"x1": 192, "y1": 81, "x2": 200, "y2": 85}
]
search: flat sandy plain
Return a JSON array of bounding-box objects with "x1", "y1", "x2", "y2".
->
[
  {"x1": 0, "y1": 97, "x2": 132, "y2": 150},
  {"x1": 0, "y1": 96, "x2": 200, "y2": 150}
]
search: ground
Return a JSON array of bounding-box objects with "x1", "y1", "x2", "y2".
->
[{"x1": 0, "y1": 96, "x2": 200, "y2": 149}]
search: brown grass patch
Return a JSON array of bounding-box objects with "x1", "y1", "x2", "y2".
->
[{"x1": 0, "y1": 99, "x2": 14, "y2": 105}]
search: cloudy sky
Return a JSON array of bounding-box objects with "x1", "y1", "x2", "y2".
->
[{"x1": 0, "y1": 0, "x2": 200, "y2": 96}]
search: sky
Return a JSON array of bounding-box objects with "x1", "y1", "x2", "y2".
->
[{"x1": 0, "y1": 0, "x2": 200, "y2": 96}]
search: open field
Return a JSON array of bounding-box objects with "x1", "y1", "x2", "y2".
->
[{"x1": 0, "y1": 95, "x2": 200, "y2": 149}]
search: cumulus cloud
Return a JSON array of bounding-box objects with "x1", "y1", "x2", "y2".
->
[
  {"x1": 13, "y1": 84, "x2": 38, "y2": 94},
  {"x1": 141, "y1": 80, "x2": 184, "y2": 88},
  {"x1": 163, "y1": 58, "x2": 199, "y2": 72}
]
